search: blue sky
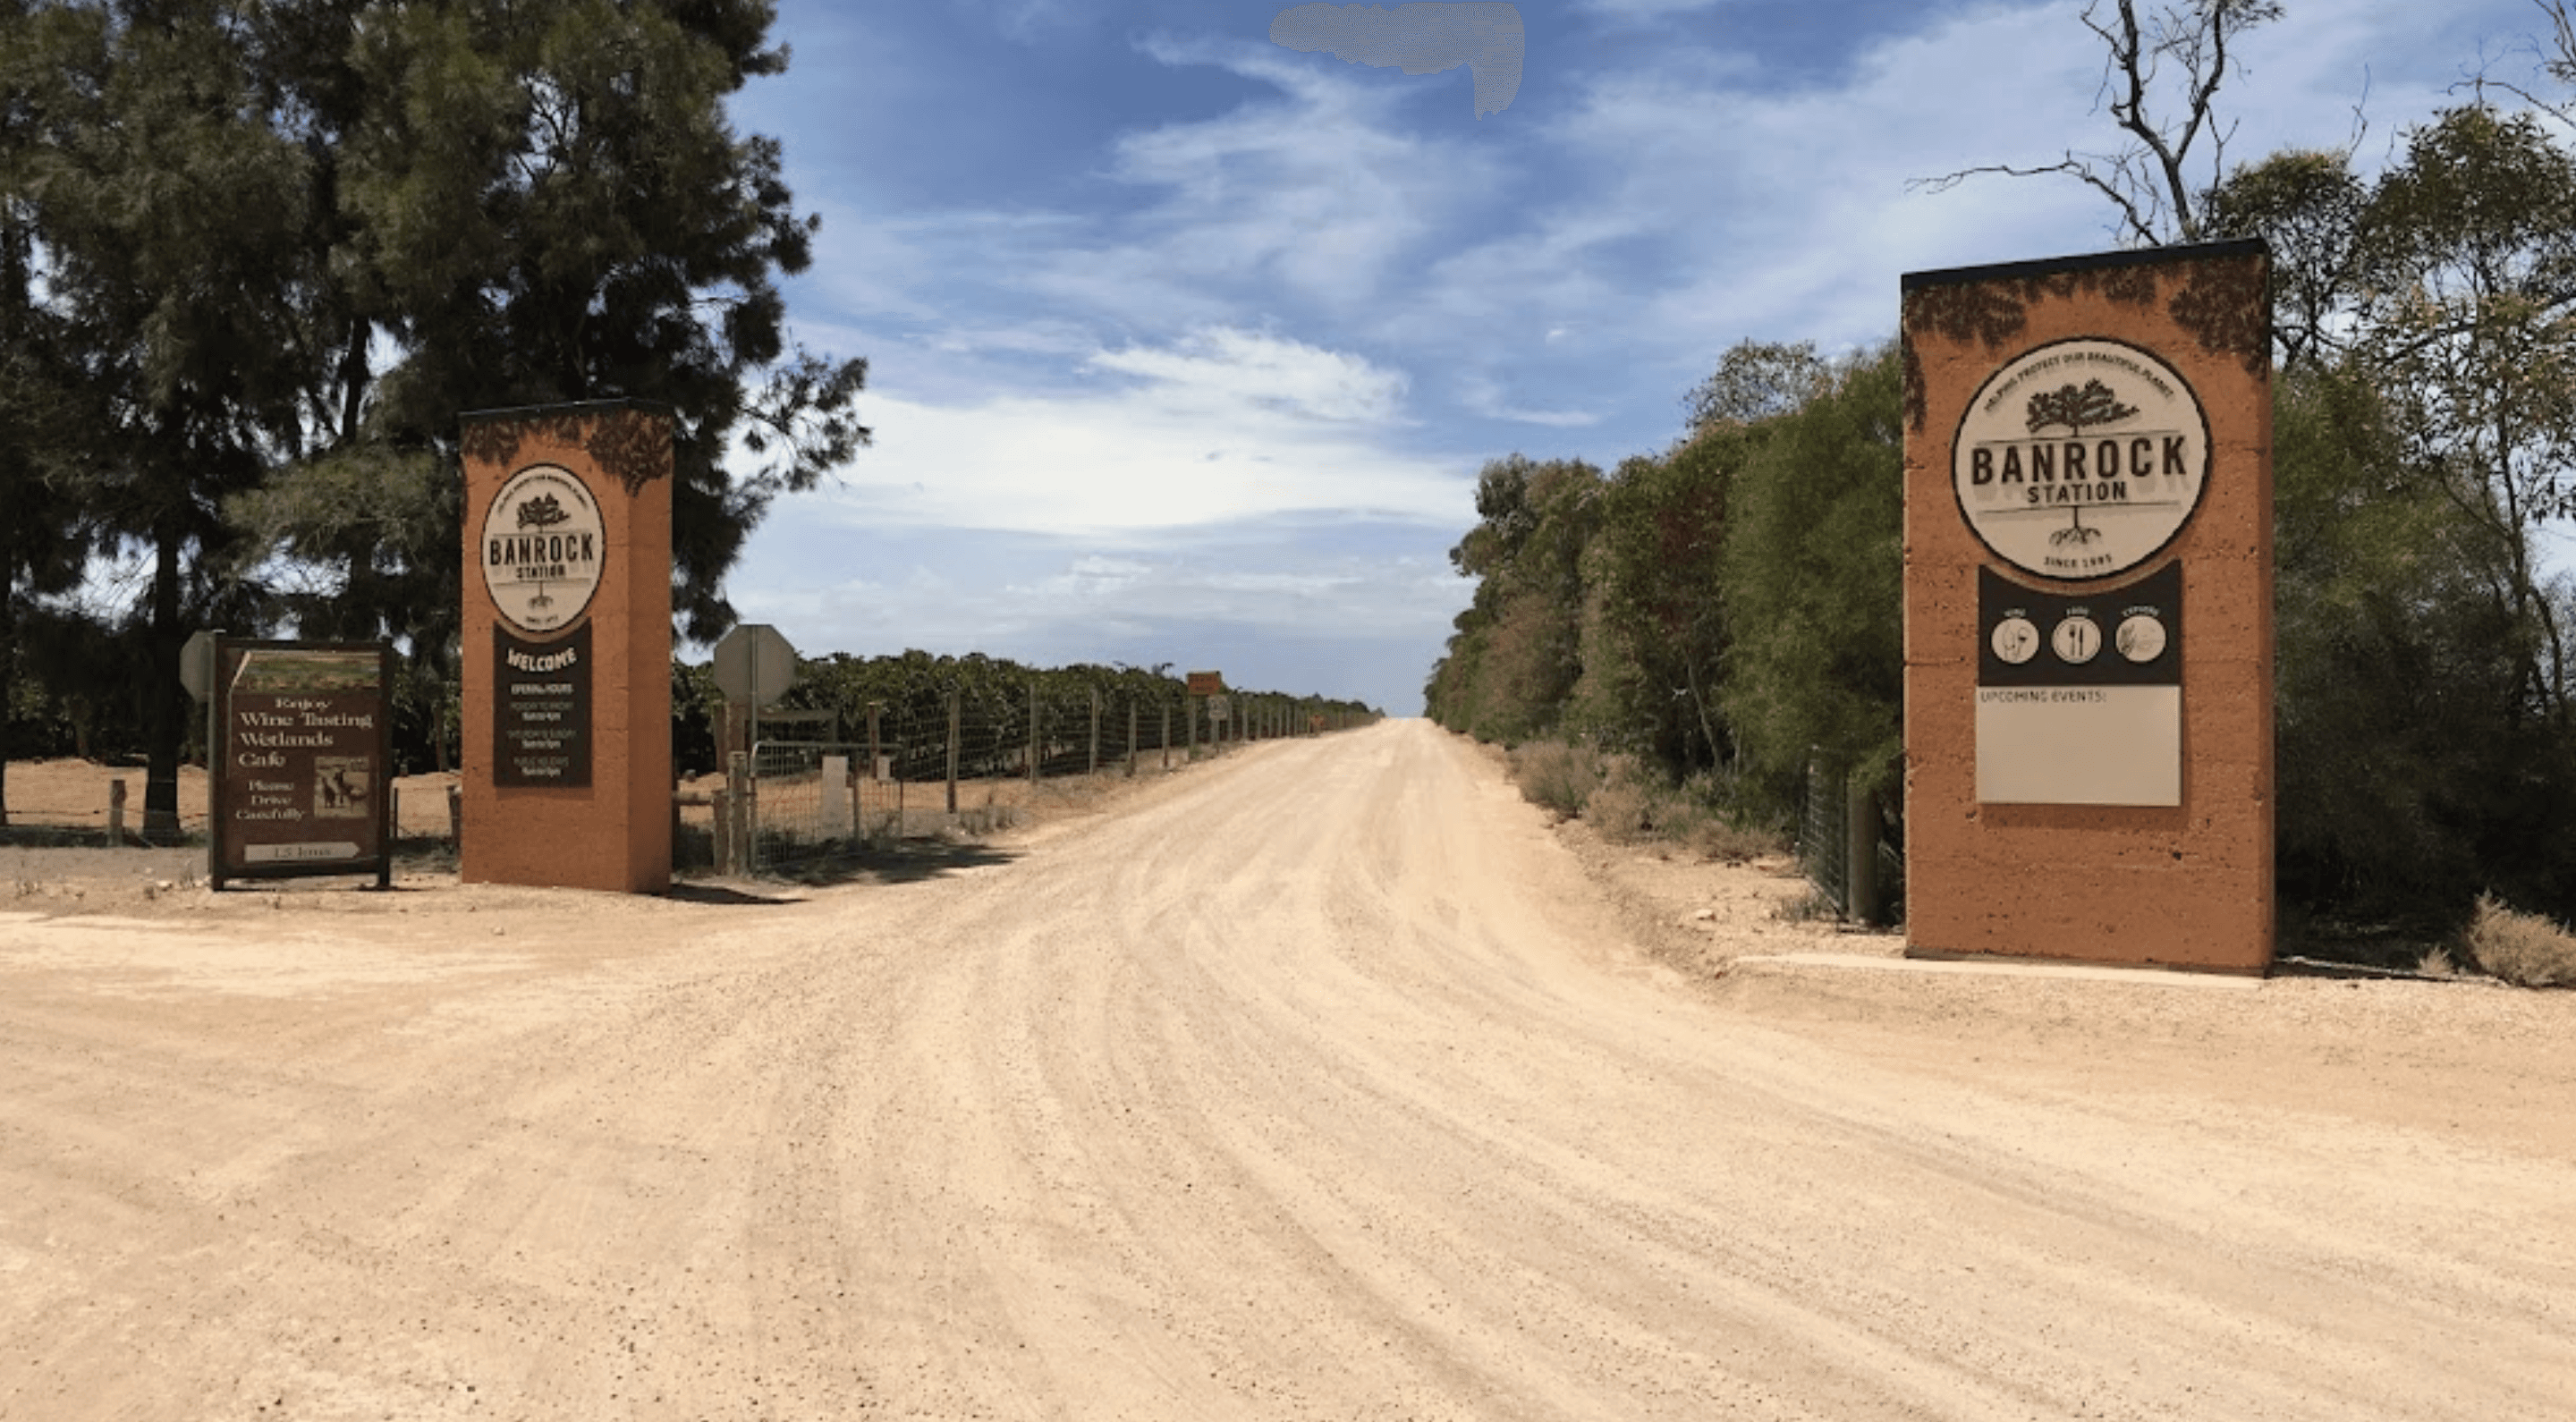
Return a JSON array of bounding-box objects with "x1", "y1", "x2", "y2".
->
[{"x1": 715, "y1": 0, "x2": 2567, "y2": 715}]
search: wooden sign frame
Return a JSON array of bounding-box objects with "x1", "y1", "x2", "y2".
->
[{"x1": 208, "y1": 639, "x2": 394, "y2": 892}]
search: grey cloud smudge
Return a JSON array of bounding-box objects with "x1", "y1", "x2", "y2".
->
[{"x1": 1268, "y1": 3, "x2": 1525, "y2": 117}]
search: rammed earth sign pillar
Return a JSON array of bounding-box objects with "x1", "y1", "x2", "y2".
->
[
  {"x1": 1900, "y1": 239, "x2": 2275, "y2": 971},
  {"x1": 460, "y1": 401, "x2": 674, "y2": 893}
]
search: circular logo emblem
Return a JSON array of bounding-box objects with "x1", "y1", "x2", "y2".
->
[
  {"x1": 1990, "y1": 615, "x2": 2040, "y2": 665},
  {"x1": 480, "y1": 465, "x2": 605, "y2": 637},
  {"x1": 1953, "y1": 337, "x2": 2208, "y2": 581}
]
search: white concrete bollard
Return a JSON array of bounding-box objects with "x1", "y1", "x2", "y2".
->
[{"x1": 821, "y1": 755, "x2": 854, "y2": 839}]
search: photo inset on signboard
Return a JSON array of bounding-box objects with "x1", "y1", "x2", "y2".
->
[
  {"x1": 230, "y1": 648, "x2": 381, "y2": 696},
  {"x1": 312, "y1": 756, "x2": 373, "y2": 819}
]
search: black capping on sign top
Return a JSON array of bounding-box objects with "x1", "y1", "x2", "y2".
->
[
  {"x1": 1902, "y1": 236, "x2": 2269, "y2": 292},
  {"x1": 458, "y1": 396, "x2": 679, "y2": 427}
]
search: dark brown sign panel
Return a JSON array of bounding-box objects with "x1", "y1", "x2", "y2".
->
[
  {"x1": 211, "y1": 639, "x2": 394, "y2": 890},
  {"x1": 494, "y1": 622, "x2": 592, "y2": 787}
]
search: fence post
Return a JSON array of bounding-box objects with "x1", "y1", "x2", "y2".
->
[
  {"x1": 1188, "y1": 695, "x2": 1198, "y2": 759},
  {"x1": 946, "y1": 688, "x2": 961, "y2": 814},
  {"x1": 1028, "y1": 681, "x2": 1039, "y2": 784},
  {"x1": 868, "y1": 701, "x2": 882, "y2": 783},
  {"x1": 1162, "y1": 701, "x2": 1172, "y2": 770},
  {"x1": 107, "y1": 778, "x2": 125, "y2": 847},
  {"x1": 1089, "y1": 686, "x2": 1101, "y2": 777},
  {"x1": 448, "y1": 783, "x2": 462, "y2": 846},
  {"x1": 1127, "y1": 700, "x2": 1139, "y2": 777},
  {"x1": 727, "y1": 749, "x2": 751, "y2": 876},
  {"x1": 1846, "y1": 774, "x2": 1880, "y2": 927}
]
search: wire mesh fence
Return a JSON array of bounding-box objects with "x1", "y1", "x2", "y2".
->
[
  {"x1": 1800, "y1": 748, "x2": 1902, "y2": 926},
  {"x1": 1800, "y1": 754, "x2": 1852, "y2": 917}
]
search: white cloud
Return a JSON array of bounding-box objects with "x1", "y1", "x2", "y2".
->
[
  {"x1": 791, "y1": 326, "x2": 1468, "y2": 537},
  {"x1": 1086, "y1": 326, "x2": 1410, "y2": 422},
  {"x1": 1031, "y1": 32, "x2": 1512, "y2": 315},
  {"x1": 1459, "y1": 372, "x2": 1597, "y2": 427},
  {"x1": 1577, "y1": 0, "x2": 1728, "y2": 20}
]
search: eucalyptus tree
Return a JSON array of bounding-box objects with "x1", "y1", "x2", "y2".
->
[
  {"x1": 7, "y1": 0, "x2": 316, "y2": 836},
  {"x1": 1913, "y1": 0, "x2": 2284, "y2": 246},
  {"x1": 1715, "y1": 344, "x2": 1907, "y2": 809},
  {"x1": 2352, "y1": 104, "x2": 2576, "y2": 728}
]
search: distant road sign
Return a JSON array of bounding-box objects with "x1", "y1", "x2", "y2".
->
[
  {"x1": 180, "y1": 630, "x2": 219, "y2": 702},
  {"x1": 1207, "y1": 694, "x2": 1231, "y2": 723},
  {"x1": 711, "y1": 624, "x2": 798, "y2": 707},
  {"x1": 1186, "y1": 671, "x2": 1224, "y2": 696}
]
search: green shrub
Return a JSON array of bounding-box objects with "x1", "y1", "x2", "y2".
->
[{"x1": 2460, "y1": 893, "x2": 2576, "y2": 987}]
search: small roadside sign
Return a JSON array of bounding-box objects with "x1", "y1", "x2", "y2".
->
[
  {"x1": 711, "y1": 623, "x2": 799, "y2": 707},
  {"x1": 1207, "y1": 694, "x2": 1231, "y2": 724},
  {"x1": 180, "y1": 630, "x2": 220, "y2": 702},
  {"x1": 1186, "y1": 670, "x2": 1224, "y2": 696}
]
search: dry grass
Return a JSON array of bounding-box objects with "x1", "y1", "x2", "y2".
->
[
  {"x1": 1509, "y1": 741, "x2": 1605, "y2": 820},
  {"x1": 2458, "y1": 893, "x2": 2576, "y2": 988},
  {"x1": 1505, "y1": 741, "x2": 1785, "y2": 862},
  {"x1": 1582, "y1": 760, "x2": 1656, "y2": 842},
  {"x1": 951, "y1": 803, "x2": 1021, "y2": 838}
]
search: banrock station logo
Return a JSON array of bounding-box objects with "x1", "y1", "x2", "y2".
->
[
  {"x1": 482, "y1": 464, "x2": 605, "y2": 636},
  {"x1": 1953, "y1": 338, "x2": 2208, "y2": 581}
]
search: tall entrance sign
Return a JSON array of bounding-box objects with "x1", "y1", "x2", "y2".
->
[
  {"x1": 459, "y1": 400, "x2": 674, "y2": 893},
  {"x1": 1901, "y1": 239, "x2": 2274, "y2": 971}
]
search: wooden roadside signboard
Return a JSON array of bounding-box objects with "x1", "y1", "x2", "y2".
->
[
  {"x1": 208, "y1": 639, "x2": 394, "y2": 891},
  {"x1": 1185, "y1": 670, "x2": 1224, "y2": 696}
]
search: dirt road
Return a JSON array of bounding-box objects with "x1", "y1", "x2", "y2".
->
[{"x1": 4, "y1": 721, "x2": 2571, "y2": 1419}]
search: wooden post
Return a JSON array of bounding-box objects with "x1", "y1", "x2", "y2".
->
[
  {"x1": 1846, "y1": 775, "x2": 1879, "y2": 928},
  {"x1": 1188, "y1": 696, "x2": 1198, "y2": 759},
  {"x1": 1162, "y1": 701, "x2": 1172, "y2": 770},
  {"x1": 711, "y1": 789, "x2": 731, "y2": 875},
  {"x1": 107, "y1": 778, "x2": 125, "y2": 848},
  {"x1": 868, "y1": 701, "x2": 882, "y2": 783},
  {"x1": 1028, "y1": 681, "x2": 1039, "y2": 784},
  {"x1": 1089, "y1": 686, "x2": 1101, "y2": 777},
  {"x1": 946, "y1": 688, "x2": 961, "y2": 814},
  {"x1": 447, "y1": 783, "x2": 462, "y2": 845},
  {"x1": 1127, "y1": 700, "x2": 1139, "y2": 777}
]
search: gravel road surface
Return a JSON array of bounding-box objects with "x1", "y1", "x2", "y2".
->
[{"x1": 3, "y1": 720, "x2": 2570, "y2": 1419}]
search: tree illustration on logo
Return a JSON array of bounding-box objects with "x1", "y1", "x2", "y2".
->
[
  {"x1": 517, "y1": 493, "x2": 570, "y2": 529},
  {"x1": 2023, "y1": 379, "x2": 2138, "y2": 437},
  {"x1": 513, "y1": 492, "x2": 574, "y2": 614},
  {"x1": 2022, "y1": 379, "x2": 2140, "y2": 547}
]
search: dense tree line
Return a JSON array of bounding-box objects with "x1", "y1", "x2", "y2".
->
[
  {"x1": 1428, "y1": 8, "x2": 2576, "y2": 931},
  {"x1": 1423, "y1": 341, "x2": 1902, "y2": 825},
  {"x1": 1, "y1": 0, "x2": 867, "y2": 832}
]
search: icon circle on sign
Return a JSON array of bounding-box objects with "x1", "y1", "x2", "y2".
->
[
  {"x1": 2115, "y1": 614, "x2": 2167, "y2": 664},
  {"x1": 2053, "y1": 615, "x2": 2103, "y2": 664},
  {"x1": 1990, "y1": 615, "x2": 2040, "y2": 665}
]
